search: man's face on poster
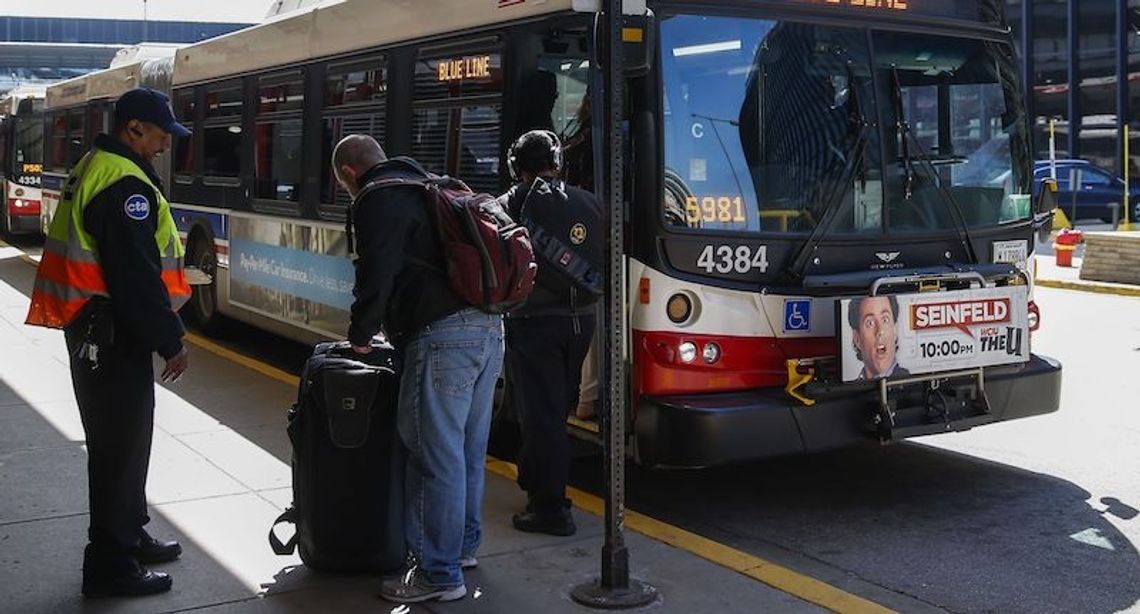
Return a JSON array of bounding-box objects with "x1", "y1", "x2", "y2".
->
[{"x1": 853, "y1": 296, "x2": 898, "y2": 378}]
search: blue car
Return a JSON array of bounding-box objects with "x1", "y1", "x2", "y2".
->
[{"x1": 1034, "y1": 160, "x2": 1140, "y2": 224}]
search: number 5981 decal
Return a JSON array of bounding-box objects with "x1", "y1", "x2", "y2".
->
[{"x1": 696, "y1": 244, "x2": 769, "y2": 275}]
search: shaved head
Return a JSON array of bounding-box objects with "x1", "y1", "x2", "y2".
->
[{"x1": 332, "y1": 134, "x2": 387, "y2": 197}]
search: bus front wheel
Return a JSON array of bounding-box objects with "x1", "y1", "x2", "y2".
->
[{"x1": 186, "y1": 231, "x2": 222, "y2": 334}]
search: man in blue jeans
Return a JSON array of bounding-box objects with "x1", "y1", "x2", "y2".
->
[{"x1": 333, "y1": 135, "x2": 504, "y2": 603}]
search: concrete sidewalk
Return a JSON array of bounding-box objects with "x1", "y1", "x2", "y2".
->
[{"x1": 0, "y1": 249, "x2": 847, "y2": 613}]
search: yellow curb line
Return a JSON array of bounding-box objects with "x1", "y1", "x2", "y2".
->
[
  {"x1": 184, "y1": 332, "x2": 300, "y2": 387},
  {"x1": 9, "y1": 238, "x2": 893, "y2": 613},
  {"x1": 1036, "y1": 278, "x2": 1140, "y2": 298},
  {"x1": 485, "y1": 458, "x2": 895, "y2": 614}
]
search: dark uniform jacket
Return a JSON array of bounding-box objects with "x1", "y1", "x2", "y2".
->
[
  {"x1": 347, "y1": 157, "x2": 465, "y2": 347},
  {"x1": 82, "y1": 134, "x2": 184, "y2": 359},
  {"x1": 499, "y1": 176, "x2": 603, "y2": 317}
]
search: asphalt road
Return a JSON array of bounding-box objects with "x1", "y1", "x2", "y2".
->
[
  {"x1": 572, "y1": 286, "x2": 1140, "y2": 614},
  {"x1": 4, "y1": 233, "x2": 1137, "y2": 613}
]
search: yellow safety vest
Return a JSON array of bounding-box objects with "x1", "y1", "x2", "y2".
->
[{"x1": 26, "y1": 147, "x2": 190, "y2": 329}]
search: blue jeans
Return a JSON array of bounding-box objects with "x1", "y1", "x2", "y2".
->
[{"x1": 398, "y1": 308, "x2": 504, "y2": 587}]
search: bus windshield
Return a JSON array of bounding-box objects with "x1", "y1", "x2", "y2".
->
[{"x1": 660, "y1": 14, "x2": 1031, "y2": 236}]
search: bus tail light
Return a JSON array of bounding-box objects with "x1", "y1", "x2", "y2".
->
[
  {"x1": 702, "y1": 342, "x2": 721, "y2": 364},
  {"x1": 1028, "y1": 300, "x2": 1041, "y2": 332},
  {"x1": 633, "y1": 331, "x2": 835, "y2": 396},
  {"x1": 678, "y1": 341, "x2": 697, "y2": 363}
]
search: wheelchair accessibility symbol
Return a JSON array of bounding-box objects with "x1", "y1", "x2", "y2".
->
[{"x1": 783, "y1": 299, "x2": 811, "y2": 333}]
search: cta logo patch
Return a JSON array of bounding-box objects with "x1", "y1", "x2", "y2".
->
[
  {"x1": 569, "y1": 223, "x2": 587, "y2": 245},
  {"x1": 124, "y1": 194, "x2": 150, "y2": 221}
]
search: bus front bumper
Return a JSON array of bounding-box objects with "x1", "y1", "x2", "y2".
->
[{"x1": 634, "y1": 354, "x2": 1062, "y2": 468}]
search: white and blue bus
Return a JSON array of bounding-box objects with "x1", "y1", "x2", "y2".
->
[
  {"x1": 0, "y1": 85, "x2": 46, "y2": 236},
  {"x1": 43, "y1": 0, "x2": 1062, "y2": 466}
]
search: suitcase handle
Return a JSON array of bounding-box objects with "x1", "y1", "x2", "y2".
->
[{"x1": 269, "y1": 507, "x2": 299, "y2": 556}]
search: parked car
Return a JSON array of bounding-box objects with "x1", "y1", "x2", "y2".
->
[{"x1": 1034, "y1": 159, "x2": 1140, "y2": 224}]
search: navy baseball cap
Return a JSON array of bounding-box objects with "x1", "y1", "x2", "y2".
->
[{"x1": 115, "y1": 88, "x2": 191, "y2": 137}]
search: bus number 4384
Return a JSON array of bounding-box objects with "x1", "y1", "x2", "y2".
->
[{"x1": 697, "y1": 244, "x2": 769, "y2": 275}]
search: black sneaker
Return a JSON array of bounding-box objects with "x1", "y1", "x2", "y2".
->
[
  {"x1": 511, "y1": 508, "x2": 577, "y2": 536},
  {"x1": 131, "y1": 531, "x2": 182, "y2": 564}
]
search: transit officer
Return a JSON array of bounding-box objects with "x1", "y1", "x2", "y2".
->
[{"x1": 26, "y1": 88, "x2": 192, "y2": 598}]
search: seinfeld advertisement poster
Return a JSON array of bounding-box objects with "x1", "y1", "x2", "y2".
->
[{"x1": 838, "y1": 286, "x2": 1030, "y2": 382}]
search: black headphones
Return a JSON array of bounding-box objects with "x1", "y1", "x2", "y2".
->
[{"x1": 508, "y1": 129, "x2": 563, "y2": 182}]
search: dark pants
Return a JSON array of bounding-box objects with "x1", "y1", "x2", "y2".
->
[
  {"x1": 65, "y1": 328, "x2": 155, "y2": 560},
  {"x1": 505, "y1": 314, "x2": 594, "y2": 514}
]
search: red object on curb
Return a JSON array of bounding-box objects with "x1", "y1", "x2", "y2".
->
[{"x1": 1053, "y1": 229, "x2": 1083, "y2": 267}]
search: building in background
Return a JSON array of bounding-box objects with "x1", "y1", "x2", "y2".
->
[
  {"x1": 1009, "y1": 0, "x2": 1140, "y2": 176},
  {"x1": 1, "y1": 12, "x2": 255, "y2": 94}
]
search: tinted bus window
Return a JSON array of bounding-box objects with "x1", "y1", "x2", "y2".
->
[
  {"x1": 174, "y1": 89, "x2": 196, "y2": 176},
  {"x1": 321, "y1": 56, "x2": 387, "y2": 212},
  {"x1": 254, "y1": 118, "x2": 302, "y2": 201},
  {"x1": 48, "y1": 113, "x2": 67, "y2": 169},
  {"x1": 202, "y1": 84, "x2": 242, "y2": 180},
  {"x1": 259, "y1": 72, "x2": 304, "y2": 113},
  {"x1": 67, "y1": 109, "x2": 86, "y2": 166},
  {"x1": 326, "y1": 57, "x2": 386, "y2": 106},
  {"x1": 203, "y1": 125, "x2": 241, "y2": 178}
]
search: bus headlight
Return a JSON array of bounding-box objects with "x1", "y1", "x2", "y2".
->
[
  {"x1": 702, "y1": 342, "x2": 721, "y2": 364},
  {"x1": 666, "y1": 293, "x2": 692, "y2": 324},
  {"x1": 678, "y1": 341, "x2": 697, "y2": 363}
]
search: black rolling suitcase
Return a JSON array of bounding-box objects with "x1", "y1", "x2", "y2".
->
[{"x1": 269, "y1": 340, "x2": 405, "y2": 572}]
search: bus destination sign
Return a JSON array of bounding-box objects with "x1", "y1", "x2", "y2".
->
[
  {"x1": 437, "y1": 55, "x2": 493, "y2": 82},
  {"x1": 813, "y1": 0, "x2": 907, "y2": 10},
  {"x1": 785, "y1": 0, "x2": 998, "y2": 22}
]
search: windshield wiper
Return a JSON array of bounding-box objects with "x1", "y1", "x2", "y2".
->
[
  {"x1": 787, "y1": 62, "x2": 869, "y2": 280},
  {"x1": 889, "y1": 66, "x2": 979, "y2": 264}
]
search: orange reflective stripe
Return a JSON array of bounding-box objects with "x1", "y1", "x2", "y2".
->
[
  {"x1": 26, "y1": 290, "x2": 92, "y2": 329},
  {"x1": 34, "y1": 251, "x2": 107, "y2": 294},
  {"x1": 161, "y1": 268, "x2": 191, "y2": 311}
]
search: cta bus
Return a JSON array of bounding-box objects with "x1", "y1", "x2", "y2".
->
[
  {"x1": 58, "y1": 0, "x2": 1062, "y2": 466},
  {"x1": 0, "y1": 85, "x2": 45, "y2": 236},
  {"x1": 40, "y1": 45, "x2": 179, "y2": 236}
]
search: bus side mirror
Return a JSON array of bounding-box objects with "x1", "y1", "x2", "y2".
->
[
  {"x1": 1036, "y1": 178, "x2": 1058, "y2": 214},
  {"x1": 590, "y1": 9, "x2": 655, "y2": 78},
  {"x1": 621, "y1": 11, "x2": 655, "y2": 77},
  {"x1": 1034, "y1": 178, "x2": 1059, "y2": 242}
]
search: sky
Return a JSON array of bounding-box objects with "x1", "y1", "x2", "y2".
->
[{"x1": 3, "y1": 0, "x2": 270, "y2": 24}]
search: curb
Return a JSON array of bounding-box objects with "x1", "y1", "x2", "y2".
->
[{"x1": 1035, "y1": 277, "x2": 1140, "y2": 298}]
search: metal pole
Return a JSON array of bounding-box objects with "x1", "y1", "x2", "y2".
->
[
  {"x1": 143, "y1": 0, "x2": 148, "y2": 42},
  {"x1": 571, "y1": 1, "x2": 657, "y2": 607},
  {"x1": 1021, "y1": 0, "x2": 1036, "y2": 154},
  {"x1": 1067, "y1": 0, "x2": 1080, "y2": 160},
  {"x1": 1124, "y1": 125, "x2": 1134, "y2": 230}
]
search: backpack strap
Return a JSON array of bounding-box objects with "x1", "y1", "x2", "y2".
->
[
  {"x1": 268, "y1": 506, "x2": 298, "y2": 555},
  {"x1": 347, "y1": 176, "x2": 427, "y2": 256}
]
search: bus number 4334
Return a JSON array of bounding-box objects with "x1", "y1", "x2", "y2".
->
[{"x1": 697, "y1": 244, "x2": 769, "y2": 275}]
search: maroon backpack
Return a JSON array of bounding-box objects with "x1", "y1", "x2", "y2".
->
[{"x1": 352, "y1": 174, "x2": 537, "y2": 315}]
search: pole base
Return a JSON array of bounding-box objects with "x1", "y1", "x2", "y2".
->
[{"x1": 571, "y1": 578, "x2": 658, "y2": 610}]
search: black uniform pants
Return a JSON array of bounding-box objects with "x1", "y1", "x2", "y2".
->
[
  {"x1": 505, "y1": 314, "x2": 594, "y2": 514},
  {"x1": 64, "y1": 328, "x2": 156, "y2": 558}
]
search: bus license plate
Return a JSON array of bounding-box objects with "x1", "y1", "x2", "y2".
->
[{"x1": 837, "y1": 286, "x2": 1030, "y2": 382}]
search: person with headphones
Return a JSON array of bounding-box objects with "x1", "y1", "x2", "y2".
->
[
  {"x1": 498, "y1": 129, "x2": 603, "y2": 536},
  {"x1": 26, "y1": 88, "x2": 191, "y2": 597},
  {"x1": 847, "y1": 295, "x2": 910, "y2": 380}
]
